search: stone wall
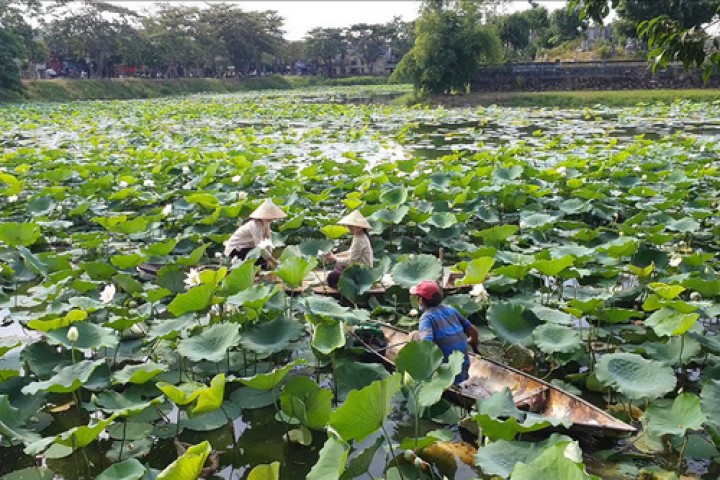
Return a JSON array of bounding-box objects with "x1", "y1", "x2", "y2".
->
[{"x1": 473, "y1": 61, "x2": 720, "y2": 92}]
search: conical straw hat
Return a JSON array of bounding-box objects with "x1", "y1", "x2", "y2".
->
[
  {"x1": 250, "y1": 199, "x2": 287, "y2": 220},
  {"x1": 338, "y1": 210, "x2": 372, "y2": 230}
]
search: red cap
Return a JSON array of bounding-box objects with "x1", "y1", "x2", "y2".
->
[{"x1": 410, "y1": 280, "x2": 441, "y2": 300}]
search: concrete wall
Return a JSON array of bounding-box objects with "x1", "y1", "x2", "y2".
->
[{"x1": 473, "y1": 61, "x2": 720, "y2": 92}]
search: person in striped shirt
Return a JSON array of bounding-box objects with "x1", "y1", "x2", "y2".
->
[{"x1": 410, "y1": 280, "x2": 479, "y2": 384}]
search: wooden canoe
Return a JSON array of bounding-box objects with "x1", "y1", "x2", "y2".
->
[
  {"x1": 356, "y1": 323, "x2": 637, "y2": 435},
  {"x1": 280, "y1": 270, "x2": 471, "y2": 297}
]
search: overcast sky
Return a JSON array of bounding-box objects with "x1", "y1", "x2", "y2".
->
[{"x1": 109, "y1": 1, "x2": 568, "y2": 41}]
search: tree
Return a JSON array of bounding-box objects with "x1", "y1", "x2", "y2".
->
[
  {"x1": 305, "y1": 27, "x2": 347, "y2": 76},
  {"x1": 1, "y1": 0, "x2": 47, "y2": 96},
  {"x1": 548, "y1": 4, "x2": 587, "y2": 46},
  {"x1": 391, "y1": 5, "x2": 502, "y2": 94},
  {"x1": 571, "y1": 0, "x2": 720, "y2": 79},
  {"x1": 347, "y1": 24, "x2": 388, "y2": 74}
]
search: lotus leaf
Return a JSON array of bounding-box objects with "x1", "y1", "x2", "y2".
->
[
  {"x1": 112, "y1": 362, "x2": 168, "y2": 385},
  {"x1": 667, "y1": 218, "x2": 700, "y2": 233},
  {"x1": 594, "y1": 353, "x2": 676, "y2": 401},
  {"x1": 338, "y1": 264, "x2": 376, "y2": 303},
  {"x1": 221, "y1": 259, "x2": 258, "y2": 295},
  {"x1": 156, "y1": 440, "x2": 211, "y2": 480},
  {"x1": 643, "y1": 336, "x2": 701, "y2": 365},
  {"x1": 380, "y1": 186, "x2": 407, "y2": 205},
  {"x1": 95, "y1": 458, "x2": 146, "y2": 480},
  {"x1": 312, "y1": 319, "x2": 345, "y2": 355},
  {"x1": 167, "y1": 284, "x2": 216, "y2": 317},
  {"x1": 79, "y1": 261, "x2": 117, "y2": 280},
  {"x1": 298, "y1": 238, "x2": 334, "y2": 258},
  {"x1": 0, "y1": 337, "x2": 21, "y2": 358},
  {"x1": 180, "y1": 401, "x2": 240, "y2": 431},
  {"x1": 427, "y1": 212, "x2": 458, "y2": 229},
  {"x1": 370, "y1": 205, "x2": 409, "y2": 225},
  {"x1": 238, "y1": 359, "x2": 306, "y2": 391},
  {"x1": 176, "y1": 323, "x2": 241, "y2": 363},
  {"x1": 0, "y1": 468, "x2": 54, "y2": 480},
  {"x1": 301, "y1": 296, "x2": 354, "y2": 324},
  {"x1": 321, "y1": 225, "x2": 350, "y2": 239},
  {"x1": 335, "y1": 360, "x2": 388, "y2": 401},
  {"x1": 533, "y1": 256, "x2": 575, "y2": 277},
  {"x1": 645, "y1": 308, "x2": 699, "y2": 337},
  {"x1": 533, "y1": 324, "x2": 582, "y2": 355},
  {"x1": 510, "y1": 442, "x2": 594, "y2": 480},
  {"x1": 487, "y1": 303, "x2": 540, "y2": 346},
  {"x1": 306, "y1": 435, "x2": 350, "y2": 480},
  {"x1": 700, "y1": 379, "x2": 720, "y2": 427},
  {"x1": 328, "y1": 373, "x2": 401, "y2": 442},
  {"x1": 520, "y1": 213, "x2": 555, "y2": 230},
  {"x1": 46, "y1": 323, "x2": 118, "y2": 351},
  {"x1": 230, "y1": 386, "x2": 278, "y2": 410},
  {"x1": 474, "y1": 434, "x2": 574, "y2": 478},
  {"x1": 241, "y1": 316, "x2": 304, "y2": 356},
  {"x1": 0, "y1": 222, "x2": 41, "y2": 246},
  {"x1": 644, "y1": 393, "x2": 706, "y2": 437},
  {"x1": 147, "y1": 315, "x2": 193, "y2": 340},
  {"x1": 476, "y1": 224, "x2": 518, "y2": 245},
  {"x1": 226, "y1": 284, "x2": 278, "y2": 310},
  {"x1": 176, "y1": 244, "x2": 209, "y2": 267},
  {"x1": 157, "y1": 382, "x2": 207, "y2": 406},
  {"x1": 280, "y1": 376, "x2": 332, "y2": 429},
  {"x1": 22, "y1": 359, "x2": 104, "y2": 395},
  {"x1": 107, "y1": 422, "x2": 153, "y2": 441},
  {"x1": 274, "y1": 256, "x2": 317, "y2": 288},
  {"x1": 391, "y1": 254, "x2": 443, "y2": 289},
  {"x1": 396, "y1": 340, "x2": 444, "y2": 382},
  {"x1": 248, "y1": 461, "x2": 281, "y2": 480},
  {"x1": 458, "y1": 257, "x2": 494, "y2": 285},
  {"x1": 417, "y1": 351, "x2": 464, "y2": 407},
  {"x1": 192, "y1": 374, "x2": 226, "y2": 414}
]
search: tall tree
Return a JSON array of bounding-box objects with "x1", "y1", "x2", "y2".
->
[
  {"x1": 347, "y1": 23, "x2": 388, "y2": 74},
  {"x1": 305, "y1": 27, "x2": 347, "y2": 76}
]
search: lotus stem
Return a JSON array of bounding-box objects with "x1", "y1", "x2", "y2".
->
[
  {"x1": 677, "y1": 435, "x2": 689, "y2": 472},
  {"x1": 678, "y1": 335, "x2": 685, "y2": 374},
  {"x1": 118, "y1": 419, "x2": 127, "y2": 461},
  {"x1": 380, "y1": 423, "x2": 405, "y2": 480}
]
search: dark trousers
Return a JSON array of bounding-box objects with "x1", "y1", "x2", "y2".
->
[
  {"x1": 229, "y1": 248, "x2": 269, "y2": 269},
  {"x1": 327, "y1": 266, "x2": 345, "y2": 288}
]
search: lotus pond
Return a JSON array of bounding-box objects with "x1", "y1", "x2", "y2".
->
[{"x1": 0, "y1": 85, "x2": 719, "y2": 479}]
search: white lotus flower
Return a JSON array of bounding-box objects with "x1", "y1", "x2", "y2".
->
[
  {"x1": 182, "y1": 166, "x2": 191, "y2": 174},
  {"x1": 257, "y1": 238, "x2": 274, "y2": 251},
  {"x1": 143, "y1": 179, "x2": 155, "y2": 188},
  {"x1": 231, "y1": 175, "x2": 242, "y2": 182},
  {"x1": 543, "y1": 276, "x2": 557, "y2": 290},
  {"x1": 7, "y1": 195, "x2": 18, "y2": 203},
  {"x1": 161, "y1": 204, "x2": 172, "y2": 216},
  {"x1": 238, "y1": 191, "x2": 248, "y2": 200},
  {"x1": 214, "y1": 251, "x2": 223, "y2": 259},
  {"x1": 470, "y1": 284, "x2": 489, "y2": 302},
  {"x1": 67, "y1": 326, "x2": 79, "y2": 343},
  {"x1": 408, "y1": 308, "x2": 419, "y2": 317},
  {"x1": 689, "y1": 292, "x2": 702, "y2": 301},
  {"x1": 556, "y1": 166, "x2": 567, "y2": 175},
  {"x1": 317, "y1": 249, "x2": 326, "y2": 257},
  {"x1": 119, "y1": 180, "x2": 129, "y2": 188},
  {"x1": 211, "y1": 304, "x2": 221, "y2": 315},
  {"x1": 100, "y1": 284, "x2": 116, "y2": 304},
  {"x1": 669, "y1": 255, "x2": 682, "y2": 268},
  {"x1": 184, "y1": 268, "x2": 201, "y2": 288},
  {"x1": 519, "y1": 220, "x2": 527, "y2": 229}
]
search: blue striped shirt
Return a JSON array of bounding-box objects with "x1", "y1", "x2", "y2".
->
[{"x1": 419, "y1": 304, "x2": 471, "y2": 383}]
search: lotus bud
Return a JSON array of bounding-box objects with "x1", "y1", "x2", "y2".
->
[
  {"x1": 7, "y1": 195, "x2": 18, "y2": 203},
  {"x1": 404, "y1": 449, "x2": 415, "y2": 461},
  {"x1": 67, "y1": 326, "x2": 79, "y2": 343},
  {"x1": 409, "y1": 308, "x2": 419, "y2": 317},
  {"x1": 100, "y1": 284, "x2": 116, "y2": 304},
  {"x1": 119, "y1": 180, "x2": 129, "y2": 188},
  {"x1": 669, "y1": 255, "x2": 682, "y2": 268},
  {"x1": 162, "y1": 204, "x2": 172, "y2": 216},
  {"x1": 143, "y1": 179, "x2": 155, "y2": 187},
  {"x1": 232, "y1": 175, "x2": 242, "y2": 183},
  {"x1": 690, "y1": 292, "x2": 701, "y2": 301},
  {"x1": 182, "y1": 166, "x2": 191, "y2": 174},
  {"x1": 413, "y1": 457, "x2": 424, "y2": 468}
]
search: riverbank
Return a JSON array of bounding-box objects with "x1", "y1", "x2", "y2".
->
[
  {"x1": 412, "y1": 89, "x2": 720, "y2": 108},
  {"x1": 7, "y1": 75, "x2": 388, "y2": 102}
]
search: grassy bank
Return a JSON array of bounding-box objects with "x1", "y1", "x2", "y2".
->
[
  {"x1": 412, "y1": 89, "x2": 720, "y2": 108},
  {"x1": 12, "y1": 75, "x2": 389, "y2": 102}
]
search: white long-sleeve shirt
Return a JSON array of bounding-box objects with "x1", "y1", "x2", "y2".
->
[
  {"x1": 224, "y1": 219, "x2": 271, "y2": 256},
  {"x1": 336, "y1": 233, "x2": 373, "y2": 268}
]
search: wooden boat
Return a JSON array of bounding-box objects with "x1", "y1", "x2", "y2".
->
[{"x1": 355, "y1": 323, "x2": 637, "y2": 435}]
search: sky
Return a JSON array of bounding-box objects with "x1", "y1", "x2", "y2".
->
[{"x1": 107, "y1": 1, "x2": 569, "y2": 41}]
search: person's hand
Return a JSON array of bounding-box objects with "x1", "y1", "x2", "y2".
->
[{"x1": 326, "y1": 252, "x2": 336, "y2": 262}]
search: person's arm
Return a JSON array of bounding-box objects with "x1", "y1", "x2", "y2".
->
[
  {"x1": 466, "y1": 323, "x2": 479, "y2": 353},
  {"x1": 250, "y1": 221, "x2": 277, "y2": 266},
  {"x1": 418, "y1": 314, "x2": 434, "y2": 342}
]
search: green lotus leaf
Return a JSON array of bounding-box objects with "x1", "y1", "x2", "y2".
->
[
  {"x1": 700, "y1": 379, "x2": 720, "y2": 427},
  {"x1": 0, "y1": 171, "x2": 23, "y2": 196},
  {"x1": 533, "y1": 256, "x2": 575, "y2": 277},
  {"x1": 79, "y1": 261, "x2": 117, "y2": 280},
  {"x1": 643, "y1": 336, "x2": 701, "y2": 365},
  {"x1": 338, "y1": 264, "x2": 377, "y2": 303},
  {"x1": 417, "y1": 350, "x2": 464, "y2": 407},
  {"x1": 22, "y1": 359, "x2": 104, "y2": 395},
  {"x1": 328, "y1": 373, "x2": 401, "y2": 442},
  {"x1": 667, "y1": 218, "x2": 700, "y2": 233},
  {"x1": 112, "y1": 362, "x2": 168, "y2": 385},
  {"x1": 645, "y1": 308, "x2": 699, "y2": 337},
  {"x1": 94, "y1": 390, "x2": 164, "y2": 415},
  {"x1": 306, "y1": 435, "x2": 350, "y2": 480},
  {"x1": 26, "y1": 309, "x2": 87, "y2": 332},
  {"x1": 176, "y1": 323, "x2": 241, "y2": 363},
  {"x1": 110, "y1": 254, "x2": 148, "y2": 270},
  {"x1": 648, "y1": 283, "x2": 685, "y2": 300},
  {"x1": 0, "y1": 467, "x2": 54, "y2": 480},
  {"x1": 142, "y1": 238, "x2": 178, "y2": 257},
  {"x1": 147, "y1": 315, "x2": 193, "y2": 340},
  {"x1": 108, "y1": 422, "x2": 153, "y2": 441},
  {"x1": 156, "y1": 440, "x2": 211, "y2": 480},
  {"x1": 476, "y1": 224, "x2": 519, "y2": 245},
  {"x1": 644, "y1": 393, "x2": 706, "y2": 437},
  {"x1": 520, "y1": 213, "x2": 555, "y2": 229},
  {"x1": 226, "y1": 284, "x2": 278, "y2": 310},
  {"x1": 391, "y1": 254, "x2": 443, "y2": 289},
  {"x1": 109, "y1": 217, "x2": 151, "y2": 235},
  {"x1": 533, "y1": 324, "x2": 582, "y2": 355},
  {"x1": 379, "y1": 186, "x2": 407, "y2": 205},
  {"x1": 395, "y1": 340, "x2": 443, "y2": 382},
  {"x1": 145, "y1": 287, "x2": 172, "y2": 303},
  {"x1": 370, "y1": 205, "x2": 409, "y2": 225},
  {"x1": 286, "y1": 426, "x2": 313, "y2": 446},
  {"x1": 487, "y1": 303, "x2": 540, "y2": 347},
  {"x1": 238, "y1": 358, "x2": 307, "y2": 391},
  {"x1": 18, "y1": 246, "x2": 47, "y2": 275},
  {"x1": 185, "y1": 192, "x2": 220, "y2": 209},
  {"x1": 0, "y1": 337, "x2": 22, "y2": 358},
  {"x1": 280, "y1": 214, "x2": 304, "y2": 232},
  {"x1": 312, "y1": 319, "x2": 345, "y2": 355},
  {"x1": 566, "y1": 298, "x2": 604, "y2": 314},
  {"x1": 113, "y1": 273, "x2": 143, "y2": 294},
  {"x1": 426, "y1": 212, "x2": 458, "y2": 229},
  {"x1": 21, "y1": 342, "x2": 72, "y2": 378},
  {"x1": 248, "y1": 461, "x2": 281, "y2": 480},
  {"x1": 156, "y1": 382, "x2": 206, "y2": 406},
  {"x1": 176, "y1": 244, "x2": 209, "y2": 267},
  {"x1": 321, "y1": 225, "x2": 350, "y2": 239},
  {"x1": 280, "y1": 376, "x2": 332, "y2": 429},
  {"x1": 529, "y1": 306, "x2": 575, "y2": 325},
  {"x1": 682, "y1": 277, "x2": 720, "y2": 297},
  {"x1": 193, "y1": 374, "x2": 225, "y2": 414},
  {"x1": 167, "y1": 284, "x2": 216, "y2": 317},
  {"x1": 594, "y1": 353, "x2": 676, "y2": 401},
  {"x1": 600, "y1": 237, "x2": 639, "y2": 258},
  {"x1": 230, "y1": 386, "x2": 278, "y2": 410},
  {"x1": 596, "y1": 308, "x2": 643, "y2": 324},
  {"x1": 95, "y1": 458, "x2": 146, "y2": 480},
  {"x1": 458, "y1": 257, "x2": 495, "y2": 285},
  {"x1": 240, "y1": 316, "x2": 304, "y2": 356},
  {"x1": 274, "y1": 256, "x2": 317, "y2": 288},
  {"x1": 474, "y1": 434, "x2": 575, "y2": 478},
  {"x1": 298, "y1": 238, "x2": 334, "y2": 258},
  {"x1": 221, "y1": 259, "x2": 258, "y2": 296},
  {"x1": 53, "y1": 414, "x2": 118, "y2": 449},
  {"x1": 335, "y1": 359, "x2": 388, "y2": 402},
  {"x1": 300, "y1": 296, "x2": 354, "y2": 324},
  {"x1": 46, "y1": 322, "x2": 119, "y2": 351},
  {"x1": 105, "y1": 437, "x2": 153, "y2": 462},
  {"x1": 494, "y1": 264, "x2": 531, "y2": 280},
  {"x1": 0, "y1": 222, "x2": 41, "y2": 246},
  {"x1": 510, "y1": 441, "x2": 592, "y2": 480}
]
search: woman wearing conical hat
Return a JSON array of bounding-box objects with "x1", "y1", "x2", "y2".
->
[
  {"x1": 325, "y1": 210, "x2": 374, "y2": 287},
  {"x1": 224, "y1": 199, "x2": 286, "y2": 268}
]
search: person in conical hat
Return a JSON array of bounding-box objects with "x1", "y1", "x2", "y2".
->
[
  {"x1": 224, "y1": 199, "x2": 287, "y2": 268},
  {"x1": 325, "y1": 210, "x2": 374, "y2": 287}
]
